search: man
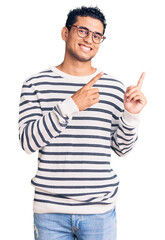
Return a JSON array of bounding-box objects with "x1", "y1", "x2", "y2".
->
[{"x1": 18, "y1": 6, "x2": 147, "y2": 240}]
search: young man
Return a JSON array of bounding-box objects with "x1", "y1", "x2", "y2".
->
[{"x1": 18, "y1": 6, "x2": 147, "y2": 240}]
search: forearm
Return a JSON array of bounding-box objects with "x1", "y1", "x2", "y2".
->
[
  {"x1": 19, "y1": 97, "x2": 79, "y2": 154},
  {"x1": 111, "y1": 109, "x2": 140, "y2": 156}
]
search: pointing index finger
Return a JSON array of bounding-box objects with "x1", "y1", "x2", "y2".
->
[
  {"x1": 137, "y1": 72, "x2": 145, "y2": 88},
  {"x1": 85, "y1": 72, "x2": 104, "y2": 89}
]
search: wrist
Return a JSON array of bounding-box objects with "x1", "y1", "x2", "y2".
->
[{"x1": 122, "y1": 109, "x2": 140, "y2": 127}]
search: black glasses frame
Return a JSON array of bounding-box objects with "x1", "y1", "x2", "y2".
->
[{"x1": 68, "y1": 25, "x2": 106, "y2": 44}]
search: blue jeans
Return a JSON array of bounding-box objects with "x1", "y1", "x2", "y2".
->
[{"x1": 33, "y1": 207, "x2": 117, "y2": 240}]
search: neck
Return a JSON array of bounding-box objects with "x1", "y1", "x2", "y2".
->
[{"x1": 56, "y1": 56, "x2": 96, "y2": 76}]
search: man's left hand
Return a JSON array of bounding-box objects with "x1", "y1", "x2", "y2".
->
[{"x1": 124, "y1": 72, "x2": 147, "y2": 114}]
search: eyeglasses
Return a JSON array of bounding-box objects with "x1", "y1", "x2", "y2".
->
[{"x1": 69, "y1": 25, "x2": 106, "y2": 44}]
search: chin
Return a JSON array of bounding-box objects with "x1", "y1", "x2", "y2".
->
[
  {"x1": 78, "y1": 56, "x2": 93, "y2": 62},
  {"x1": 73, "y1": 52, "x2": 95, "y2": 62}
]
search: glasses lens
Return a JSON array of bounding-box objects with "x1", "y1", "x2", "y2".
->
[
  {"x1": 77, "y1": 28, "x2": 88, "y2": 38},
  {"x1": 93, "y1": 33, "x2": 103, "y2": 44}
]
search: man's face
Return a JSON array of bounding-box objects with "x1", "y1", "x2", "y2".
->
[{"x1": 65, "y1": 16, "x2": 104, "y2": 62}]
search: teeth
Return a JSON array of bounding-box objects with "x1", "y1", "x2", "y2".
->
[{"x1": 80, "y1": 44, "x2": 91, "y2": 52}]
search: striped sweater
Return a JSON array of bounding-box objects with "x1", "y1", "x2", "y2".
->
[{"x1": 18, "y1": 66, "x2": 139, "y2": 214}]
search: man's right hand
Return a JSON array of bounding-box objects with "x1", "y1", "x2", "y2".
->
[{"x1": 71, "y1": 72, "x2": 104, "y2": 111}]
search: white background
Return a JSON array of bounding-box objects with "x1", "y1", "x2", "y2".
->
[{"x1": 1, "y1": 0, "x2": 165, "y2": 239}]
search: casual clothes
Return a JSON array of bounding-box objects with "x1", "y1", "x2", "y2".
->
[
  {"x1": 18, "y1": 66, "x2": 139, "y2": 214},
  {"x1": 33, "y1": 207, "x2": 117, "y2": 240}
]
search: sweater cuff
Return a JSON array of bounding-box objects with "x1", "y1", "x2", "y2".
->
[
  {"x1": 57, "y1": 97, "x2": 79, "y2": 119},
  {"x1": 122, "y1": 109, "x2": 140, "y2": 127}
]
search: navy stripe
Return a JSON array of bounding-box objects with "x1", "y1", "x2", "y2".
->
[
  {"x1": 35, "y1": 190, "x2": 112, "y2": 197},
  {"x1": 31, "y1": 121, "x2": 41, "y2": 148},
  {"x1": 123, "y1": 124, "x2": 135, "y2": 131},
  {"x1": 19, "y1": 99, "x2": 40, "y2": 107},
  {"x1": 39, "y1": 70, "x2": 53, "y2": 73},
  {"x1": 31, "y1": 179, "x2": 119, "y2": 189},
  {"x1": 19, "y1": 106, "x2": 41, "y2": 115},
  {"x1": 25, "y1": 123, "x2": 35, "y2": 153},
  {"x1": 100, "y1": 77, "x2": 124, "y2": 85},
  {"x1": 43, "y1": 115, "x2": 53, "y2": 138},
  {"x1": 48, "y1": 112, "x2": 61, "y2": 134},
  {"x1": 19, "y1": 113, "x2": 42, "y2": 123},
  {"x1": 46, "y1": 143, "x2": 110, "y2": 149},
  {"x1": 67, "y1": 125, "x2": 113, "y2": 132},
  {"x1": 71, "y1": 116, "x2": 111, "y2": 124},
  {"x1": 100, "y1": 100, "x2": 123, "y2": 112},
  {"x1": 26, "y1": 81, "x2": 124, "y2": 94},
  {"x1": 50, "y1": 134, "x2": 110, "y2": 140},
  {"x1": 111, "y1": 136, "x2": 119, "y2": 148},
  {"x1": 85, "y1": 108, "x2": 123, "y2": 119},
  {"x1": 110, "y1": 187, "x2": 119, "y2": 198},
  {"x1": 21, "y1": 129, "x2": 25, "y2": 150},
  {"x1": 118, "y1": 126, "x2": 135, "y2": 136},
  {"x1": 41, "y1": 107, "x2": 121, "y2": 120},
  {"x1": 117, "y1": 139, "x2": 136, "y2": 146},
  {"x1": 38, "y1": 150, "x2": 110, "y2": 157},
  {"x1": 37, "y1": 120, "x2": 49, "y2": 145},
  {"x1": 26, "y1": 75, "x2": 63, "y2": 82},
  {"x1": 116, "y1": 134, "x2": 134, "y2": 142},
  {"x1": 38, "y1": 158, "x2": 110, "y2": 164},
  {"x1": 38, "y1": 168, "x2": 112, "y2": 172},
  {"x1": 35, "y1": 175, "x2": 117, "y2": 181},
  {"x1": 34, "y1": 198, "x2": 112, "y2": 206}
]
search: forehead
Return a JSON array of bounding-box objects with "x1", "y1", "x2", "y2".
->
[{"x1": 74, "y1": 16, "x2": 104, "y2": 33}]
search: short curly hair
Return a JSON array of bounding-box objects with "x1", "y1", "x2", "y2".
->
[{"x1": 65, "y1": 6, "x2": 107, "y2": 34}]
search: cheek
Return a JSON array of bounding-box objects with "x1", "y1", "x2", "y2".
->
[{"x1": 93, "y1": 45, "x2": 100, "y2": 54}]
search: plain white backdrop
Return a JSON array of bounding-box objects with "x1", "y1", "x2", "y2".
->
[{"x1": 1, "y1": 0, "x2": 165, "y2": 239}]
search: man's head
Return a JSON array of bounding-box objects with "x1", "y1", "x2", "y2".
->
[
  {"x1": 61, "y1": 6, "x2": 107, "y2": 63},
  {"x1": 65, "y1": 6, "x2": 107, "y2": 34}
]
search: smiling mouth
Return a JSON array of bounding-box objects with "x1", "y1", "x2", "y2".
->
[{"x1": 78, "y1": 44, "x2": 92, "y2": 52}]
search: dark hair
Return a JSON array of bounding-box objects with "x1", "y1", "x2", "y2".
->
[{"x1": 65, "y1": 6, "x2": 107, "y2": 34}]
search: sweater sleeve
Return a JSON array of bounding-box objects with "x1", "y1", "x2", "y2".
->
[
  {"x1": 18, "y1": 80, "x2": 79, "y2": 154},
  {"x1": 111, "y1": 109, "x2": 140, "y2": 157}
]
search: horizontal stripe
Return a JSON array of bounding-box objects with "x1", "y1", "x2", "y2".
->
[
  {"x1": 19, "y1": 113, "x2": 42, "y2": 123},
  {"x1": 39, "y1": 70, "x2": 53, "y2": 73},
  {"x1": 37, "y1": 168, "x2": 112, "y2": 172},
  {"x1": 35, "y1": 190, "x2": 112, "y2": 197},
  {"x1": 34, "y1": 198, "x2": 112, "y2": 206},
  {"x1": 45, "y1": 143, "x2": 110, "y2": 149},
  {"x1": 35, "y1": 175, "x2": 117, "y2": 181},
  {"x1": 26, "y1": 75, "x2": 63, "y2": 82},
  {"x1": 38, "y1": 150, "x2": 111, "y2": 157},
  {"x1": 31, "y1": 179, "x2": 119, "y2": 188}
]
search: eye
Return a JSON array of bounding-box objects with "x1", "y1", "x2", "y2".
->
[
  {"x1": 78, "y1": 28, "x2": 88, "y2": 35},
  {"x1": 94, "y1": 34, "x2": 101, "y2": 40},
  {"x1": 79, "y1": 29, "x2": 86, "y2": 34}
]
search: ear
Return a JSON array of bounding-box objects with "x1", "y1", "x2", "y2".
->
[{"x1": 61, "y1": 27, "x2": 69, "y2": 42}]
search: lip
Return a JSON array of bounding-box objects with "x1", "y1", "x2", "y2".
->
[{"x1": 78, "y1": 44, "x2": 93, "y2": 51}]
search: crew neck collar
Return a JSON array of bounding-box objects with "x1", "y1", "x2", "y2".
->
[{"x1": 49, "y1": 66, "x2": 102, "y2": 81}]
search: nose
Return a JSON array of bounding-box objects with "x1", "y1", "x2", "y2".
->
[{"x1": 84, "y1": 31, "x2": 93, "y2": 44}]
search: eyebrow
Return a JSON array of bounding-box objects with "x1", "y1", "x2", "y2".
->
[{"x1": 79, "y1": 26, "x2": 103, "y2": 36}]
